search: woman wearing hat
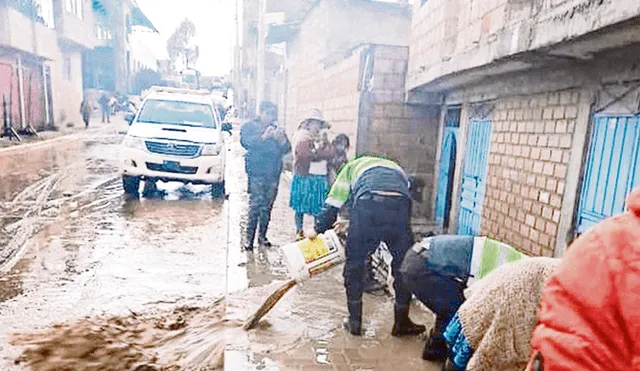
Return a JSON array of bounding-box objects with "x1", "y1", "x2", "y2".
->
[{"x1": 290, "y1": 109, "x2": 334, "y2": 240}]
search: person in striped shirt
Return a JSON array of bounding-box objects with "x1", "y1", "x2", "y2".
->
[
  {"x1": 400, "y1": 235, "x2": 527, "y2": 362},
  {"x1": 313, "y1": 155, "x2": 425, "y2": 337}
]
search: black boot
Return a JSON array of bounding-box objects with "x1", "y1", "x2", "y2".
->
[
  {"x1": 391, "y1": 305, "x2": 426, "y2": 337},
  {"x1": 342, "y1": 300, "x2": 362, "y2": 336},
  {"x1": 422, "y1": 333, "x2": 449, "y2": 362}
]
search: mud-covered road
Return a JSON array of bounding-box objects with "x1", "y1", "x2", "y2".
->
[
  {"x1": 0, "y1": 122, "x2": 440, "y2": 371},
  {"x1": 0, "y1": 123, "x2": 239, "y2": 369}
]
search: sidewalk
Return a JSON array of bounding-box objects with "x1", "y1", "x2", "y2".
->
[
  {"x1": 225, "y1": 168, "x2": 442, "y2": 370},
  {"x1": 0, "y1": 114, "x2": 128, "y2": 152}
]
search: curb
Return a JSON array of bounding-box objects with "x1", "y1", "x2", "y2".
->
[{"x1": 0, "y1": 122, "x2": 121, "y2": 155}]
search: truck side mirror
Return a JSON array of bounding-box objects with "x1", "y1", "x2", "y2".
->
[{"x1": 125, "y1": 112, "x2": 135, "y2": 125}]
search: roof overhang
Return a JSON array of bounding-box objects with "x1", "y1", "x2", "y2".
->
[{"x1": 266, "y1": 22, "x2": 298, "y2": 44}]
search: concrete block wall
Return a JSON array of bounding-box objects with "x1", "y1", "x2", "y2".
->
[
  {"x1": 321, "y1": 53, "x2": 361, "y2": 156},
  {"x1": 366, "y1": 45, "x2": 439, "y2": 218},
  {"x1": 481, "y1": 89, "x2": 581, "y2": 256},
  {"x1": 284, "y1": 0, "x2": 411, "y2": 136},
  {"x1": 285, "y1": 47, "x2": 361, "y2": 158}
]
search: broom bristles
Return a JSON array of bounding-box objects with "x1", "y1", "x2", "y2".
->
[{"x1": 243, "y1": 279, "x2": 298, "y2": 331}]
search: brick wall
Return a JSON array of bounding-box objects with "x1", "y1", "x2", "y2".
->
[
  {"x1": 284, "y1": 0, "x2": 411, "y2": 135},
  {"x1": 366, "y1": 46, "x2": 439, "y2": 218},
  {"x1": 481, "y1": 89, "x2": 580, "y2": 256}
]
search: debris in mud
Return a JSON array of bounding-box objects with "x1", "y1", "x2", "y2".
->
[
  {"x1": 244, "y1": 279, "x2": 297, "y2": 331},
  {"x1": 12, "y1": 298, "x2": 241, "y2": 371}
]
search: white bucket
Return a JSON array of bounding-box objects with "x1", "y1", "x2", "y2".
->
[{"x1": 281, "y1": 229, "x2": 346, "y2": 282}]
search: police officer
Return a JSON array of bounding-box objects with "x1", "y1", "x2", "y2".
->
[{"x1": 313, "y1": 155, "x2": 425, "y2": 337}]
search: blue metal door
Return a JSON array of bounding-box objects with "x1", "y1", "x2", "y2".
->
[
  {"x1": 577, "y1": 115, "x2": 640, "y2": 234},
  {"x1": 457, "y1": 119, "x2": 492, "y2": 236},
  {"x1": 435, "y1": 108, "x2": 460, "y2": 229}
]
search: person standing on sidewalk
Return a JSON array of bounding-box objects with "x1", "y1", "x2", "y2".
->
[
  {"x1": 99, "y1": 92, "x2": 111, "y2": 123},
  {"x1": 240, "y1": 101, "x2": 291, "y2": 251},
  {"x1": 290, "y1": 109, "x2": 334, "y2": 240},
  {"x1": 312, "y1": 155, "x2": 425, "y2": 337}
]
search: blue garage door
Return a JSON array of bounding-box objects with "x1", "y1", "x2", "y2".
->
[
  {"x1": 457, "y1": 119, "x2": 492, "y2": 236},
  {"x1": 577, "y1": 115, "x2": 640, "y2": 234}
]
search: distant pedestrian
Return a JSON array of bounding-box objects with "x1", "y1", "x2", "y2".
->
[
  {"x1": 240, "y1": 101, "x2": 291, "y2": 251},
  {"x1": 290, "y1": 109, "x2": 334, "y2": 240},
  {"x1": 80, "y1": 98, "x2": 92, "y2": 128},
  {"x1": 99, "y1": 93, "x2": 111, "y2": 123}
]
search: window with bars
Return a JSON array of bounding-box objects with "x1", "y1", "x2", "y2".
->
[{"x1": 65, "y1": 0, "x2": 83, "y2": 19}]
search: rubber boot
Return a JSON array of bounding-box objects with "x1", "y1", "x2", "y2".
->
[
  {"x1": 422, "y1": 333, "x2": 449, "y2": 361},
  {"x1": 392, "y1": 305, "x2": 426, "y2": 337},
  {"x1": 342, "y1": 300, "x2": 362, "y2": 336}
]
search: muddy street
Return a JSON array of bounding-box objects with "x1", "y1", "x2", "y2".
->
[
  {"x1": 0, "y1": 122, "x2": 236, "y2": 369},
  {"x1": 0, "y1": 122, "x2": 441, "y2": 371}
]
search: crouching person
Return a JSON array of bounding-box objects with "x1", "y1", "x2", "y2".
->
[
  {"x1": 400, "y1": 235, "x2": 528, "y2": 361},
  {"x1": 442, "y1": 257, "x2": 560, "y2": 371}
]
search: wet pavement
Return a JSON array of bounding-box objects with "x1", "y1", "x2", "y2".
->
[{"x1": 0, "y1": 117, "x2": 441, "y2": 370}]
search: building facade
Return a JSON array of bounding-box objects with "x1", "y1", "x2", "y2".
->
[
  {"x1": 0, "y1": 0, "x2": 97, "y2": 129},
  {"x1": 83, "y1": 0, "x2": 156, "y2": 94},
  {"x1": 408, "y1": 0, "x2": 640, "y2": 256},
  {"x1": 262, "y1": 0, "x2": 440, "y2": 219}
]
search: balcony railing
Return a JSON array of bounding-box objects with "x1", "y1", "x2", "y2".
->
[
  {"x1": 6, "y1": 0, "x2": 47, "y2": 26},
  {"x1": 95, "y1": 24, "x2": 113, "y2": 40}
]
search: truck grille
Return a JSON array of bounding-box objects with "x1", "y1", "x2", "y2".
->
[
  {"x1": 146, "y1": 162, "x2": 198, "y2": 175},
  {"x1": 145, "y1": 141, "x2": 200, "y2": 157}
]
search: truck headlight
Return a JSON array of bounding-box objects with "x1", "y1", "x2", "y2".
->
[
  {"x1": 201, "y1": 144, "x2": 221, "y2": 156},
  {"x1": 123, "y1": 136, "x2": 145, "y2": 150}
]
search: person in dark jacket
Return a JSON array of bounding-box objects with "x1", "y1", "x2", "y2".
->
[
  {"x1": 312, "y1": 155, "x2": 425, "y2": 337},
  {"x1": 99, "y1": 93, "x2": 111, "y2": 123},
  {"x1": 240, "y1": 101, "x2": 291, "y2": 251}
]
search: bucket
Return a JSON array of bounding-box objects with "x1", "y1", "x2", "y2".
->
[{"x1": 281, "y1": 229, "x2": 346, "y2": 282}]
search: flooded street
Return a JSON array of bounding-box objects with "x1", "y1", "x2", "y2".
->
[
  {"x1": 0, "y1": 123, "x2": 232, "y2": 369},
  {"x1": 0, "y1": 122, "x2": 440, "y2": 370}
]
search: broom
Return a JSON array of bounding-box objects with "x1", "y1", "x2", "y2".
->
[{"x1": 243, "y1": 279, "x2": 298, "y2": 331}]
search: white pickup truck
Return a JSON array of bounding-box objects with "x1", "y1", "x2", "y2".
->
[{"x1": 119, "y1": 87, "x2": 232, "y2": 197}]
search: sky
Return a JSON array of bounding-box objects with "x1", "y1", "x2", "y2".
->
[{"x1": 134, "y1": 0, "x2": 239, "y2": 76}]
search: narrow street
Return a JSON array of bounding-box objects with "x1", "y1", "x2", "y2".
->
[{"x1": 0, "y1": 118, "x2": 439, "y2": 370}]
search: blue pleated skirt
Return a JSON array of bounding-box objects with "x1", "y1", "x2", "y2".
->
[{"x1": 289, "y1": 174, "x2": 328, "y2": 216}]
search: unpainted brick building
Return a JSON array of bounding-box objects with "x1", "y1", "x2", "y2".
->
[
  {"x1": 408, "y1": 0, "x2": 640, "y2": 256},
  {"x1": 272, "y1": 0, "x2": 440, "y2": 218}
]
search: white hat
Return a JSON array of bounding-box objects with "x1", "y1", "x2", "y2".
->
[{"x1": 303, "y1": 108, "x2": 325, "y2": 123}]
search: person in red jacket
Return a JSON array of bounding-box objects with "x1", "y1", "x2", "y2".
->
[{"x1": 528, "y1": 188, "x2": 640, "y2": 371}]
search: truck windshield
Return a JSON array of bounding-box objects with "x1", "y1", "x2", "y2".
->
[{"x1": 137, "y1": 99, "x2": 216, "y2": 128}]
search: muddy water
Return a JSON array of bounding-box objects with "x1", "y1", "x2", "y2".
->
[
  {"x1": 12, "y1": 299, "x2": 240, "y2": 371},
  {"x1": 0, "y1": 127, "x2": 236, "y2": 370}
]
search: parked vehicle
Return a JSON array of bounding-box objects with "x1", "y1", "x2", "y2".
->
[{"x1": 120, "y1": 86, "x2": 232, "y2": 197}]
